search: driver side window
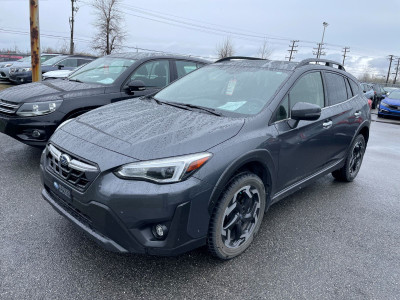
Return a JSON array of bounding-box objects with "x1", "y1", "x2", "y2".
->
[
  {"x1": 130, "y1": 60, "x2": 170, "y2": 88},
  {"x1": 289, "y1": 72, "x2": 324, "y2": 109},
  {"x1": 273, "y1": 72, "x2": 324, "y2": 122}
]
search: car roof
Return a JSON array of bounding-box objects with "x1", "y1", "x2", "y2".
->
[
  {"x1": 213, "y1": 57, "x2": 361, "y2": 84},
  {"x1": 107, "y1": 52, "x2": 210, "y2": 63},
  {"x1": 52, "y1": 55, "x2": 96, "y2": 59},
  {"x1": 214, "y1": 59, "x2": 298, "y2": 71}
]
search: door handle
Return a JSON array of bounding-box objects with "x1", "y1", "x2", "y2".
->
[
  {"x1": 354, "y1": 111, "x2": 361, "y2": 117},
  {"x1": 323, "y1": 120, "x2": 332, "y2": 129}
]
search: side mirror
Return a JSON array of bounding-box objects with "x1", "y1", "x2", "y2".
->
[
  {"x1": 288, "y1": 102, "x2": 321, "y2": 128},
  {"x1": 57, "y1": 64, "x2": 64, "y2": 70},
  {"x1": 127, "y1": 80, "x2": 146, "y2": 93}
]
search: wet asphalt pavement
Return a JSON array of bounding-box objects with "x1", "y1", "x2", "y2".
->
[{"x1": 0, "y1": 120, "x2": 399, "y2": 299}]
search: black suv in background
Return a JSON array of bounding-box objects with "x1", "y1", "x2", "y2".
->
[
  {"x1": 8, "y1": 55, "x2": 96, "y2": 84},
  {"x1": 40, "y1": 58, "x2": 370, "y2": 259},
  {"x1": 0, "y1": 53, "x2": 209, "y2": 146}
]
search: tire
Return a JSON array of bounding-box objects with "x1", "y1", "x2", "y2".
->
[
  {"x1": 207, "y1": 172, "x2": 266, "y2": 260},
  {"x1": 332, "y1": 134, "x2": 366, "y2": 182}
]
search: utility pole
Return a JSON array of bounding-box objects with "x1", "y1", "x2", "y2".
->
[
  {"x1": 392, "y1": 58, "x2": 400, "y2": 85},
  {"x1": 286, "y1": 40, "x2": 299, "y2": 61},
  {"x1": 342, "y1": 47, "x2": 350, "y2": 66},
  {"x1": 69, "y1": 0, "x2": 78, "y2": 54},
  {"x1": 29, "y1": 0, "x2": 41, "y2": 82},
  {"x1": 313, "y1": 43, "x2": 326, "y2": 58},
  {"x1": 386, "y1": 55, "x2": 394, "y2": 84}
]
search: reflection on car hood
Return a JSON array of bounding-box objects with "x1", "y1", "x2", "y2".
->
[
  {"x1": 56, "y1": 99, "x2": 245, "y2": 160},
  {"x1": 0, "y1": 79, "x2": 105, "y2": 103},
  {"x1": 383, "y1": 98, "x2": 400, "y2": 106}
]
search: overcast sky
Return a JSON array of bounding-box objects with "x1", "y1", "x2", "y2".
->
[{"x1": 1, "y1": 0, "x2": 399, "y2": 78}]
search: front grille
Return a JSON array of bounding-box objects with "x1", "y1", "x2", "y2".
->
[
  {"x1": 46, "y1": 144, "x2": 99, "y2": 191},
  {"x1": 0, "y1": 99, "x2": 19, "y2": 115},
  {"x1": 389, "y1": 105, "x2": 400, "y2": 111},
  {"x1": 47, "y1": 187, "x2": 93, "y2": 228}
]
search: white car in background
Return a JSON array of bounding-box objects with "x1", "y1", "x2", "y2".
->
[
  {"x1": 42, "y1": 69, "x2": 74, "y2": 80},
  {"x1": 42, "y1": 63, "x2": 88, "y2": 80}
]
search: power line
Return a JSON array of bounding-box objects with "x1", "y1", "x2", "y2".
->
[
  {"x1": 118, "y1": 3, "x2": 317, "y2": 44},
  {"x1": 0, "y1": 28, "x2": 216, "y2": 60}
]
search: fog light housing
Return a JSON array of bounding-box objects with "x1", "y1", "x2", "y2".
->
[
  {"x1": 32, "y1": 130, "x2": 41, "y2": 138},
  {"x1": 152, "y1": 224, "x2": 168, "y2": 240}
]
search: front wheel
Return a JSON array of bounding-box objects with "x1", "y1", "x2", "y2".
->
[
  {"x1": 207, "y1": 173, "x2": 266, "y2": 260},
  {"x1": 332, "y1": 134, "x2": 366, "y2": 182}
]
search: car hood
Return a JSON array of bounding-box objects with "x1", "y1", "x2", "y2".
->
[
  {"x1": 56, "y1": 99, "x2": 245, "y2": 161},
  {"x1": 383, "y1": 98, "x2": 400, "y2": 106},
  {"x1": 0, "y1": 79, "x2": 105, "y2": 103}
]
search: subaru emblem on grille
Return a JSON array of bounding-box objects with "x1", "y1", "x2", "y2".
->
[
  {"x1": 53, "y1": 182, "x2": 59, "y2": 190},
  {"x1": 60, "y1": 154, "x2": 71, "y2": 167}
]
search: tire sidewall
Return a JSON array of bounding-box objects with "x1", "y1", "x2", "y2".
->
[
  {"x1": 345, "y1": 135, "x2": 366, "y2": 181},
  {"x1": 211, "y1": 174, "x2": 266, "y2": 259}
]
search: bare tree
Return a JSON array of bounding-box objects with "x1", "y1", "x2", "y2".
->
[
  {"x1": 257, "y1": 38, "x2": 272, "y2": 59},
  {"x1": 90, "y1": 0, "x2": 125, "y2": 55},
  {"x1": 216, "y1": 37, "x2": 235, "y2": 59},
  {"x1": 42, "y1": 41, "x2": 69, "y2": 54}
]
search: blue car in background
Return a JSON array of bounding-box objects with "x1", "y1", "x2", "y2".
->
[{"x1": 378, "y1": 89, "x2": 400, "y2": 118}]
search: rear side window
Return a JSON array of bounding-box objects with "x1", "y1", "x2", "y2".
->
[
  {"x1": 78, "y1": 59, "x2": 92, "y2": 66},
  {"x1": 175, "y1": 61, "x2": 202, "y2": 78},
  {"x1": 349, "y1": 80, "x2": 360, "y2": 95},
  {"x1": 325, "y1": 72, "x2": 348, "y2": 105},
  {"x1": 290, "y1": 72, "x2": 325, "y2": 108},
  {"x1": 345, "y1": 78, "x2": 353, "y2": 98}
]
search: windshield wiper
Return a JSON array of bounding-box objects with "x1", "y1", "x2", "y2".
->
[
  {"x1": 68, "y1": 78, "x2": 83, "y2": 83},
  {"x1": 142, "y1": 95, "x2": 162, "y2": 105},
  {"x1": 175, "y1": 103, "x2": 222, "y2": 116}
]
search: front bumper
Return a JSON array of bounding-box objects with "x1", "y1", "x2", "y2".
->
[
  {"x1": 0, "y1": 68, "x2": 10, "y2": 80},
  {"x1": 378, "y1": 105, "x2": 400, "y2": 117},
  {"x1": 9, "y1": 72, "x2": 32, "y2": 84},
  {"x1": 0, "y1": 112, "x2": 62, "y2": 146},
  {"x1": 40, "y1": 151, "x2": 214, "y2": 256}
]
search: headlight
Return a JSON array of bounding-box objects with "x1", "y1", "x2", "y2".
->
[
  {"x1": 21, "y1": 67, "x2": 31, "y2": 72},
  {"x1": 115, "y1": 152, "x2": 212, "y2": 183},
  {"x1": 16, "y1": 100, "x2": 63, "y2": 116},
  {"x1": 381, "y1": 101, "x2": 389, "y2": 107},
  {"x1": 4, "y1": 63, "x2": 13, "y2": 68}
]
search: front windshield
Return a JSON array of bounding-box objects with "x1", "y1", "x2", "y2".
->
[
  {"x1": 41, "y1": 55, "x2": 57, "y2": 63},
  {"x1": 68, "y1": 56, "x2": 136, "y2": 85},
  {"x1": 18, "y1": 57, "x2": 31, "y2": 63},
  {"x1": 154, "y1": 64, "x2": 289, "y2": 116},
  {"x1": 42, "y1": 56, "x2": 64, "y2": 66},
  {"x1": 388, "y1": 90, "x2": 400, "y2": 100}
]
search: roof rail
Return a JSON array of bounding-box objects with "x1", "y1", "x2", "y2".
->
[
  {"x1": 215, "y1": 56, "x2": 265, "y2": 63},
  {"x1": 297, "y1": 58, "x2": 345, "y2": 71}
]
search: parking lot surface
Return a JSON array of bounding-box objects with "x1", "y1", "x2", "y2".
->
[{"x1": 1, "y1": 118, "x2": 399, "y2": 299}]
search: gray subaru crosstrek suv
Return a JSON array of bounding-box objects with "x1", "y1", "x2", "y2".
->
[{"x1": 40, "y1": 57, "x2": 370, "y2": 259}]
